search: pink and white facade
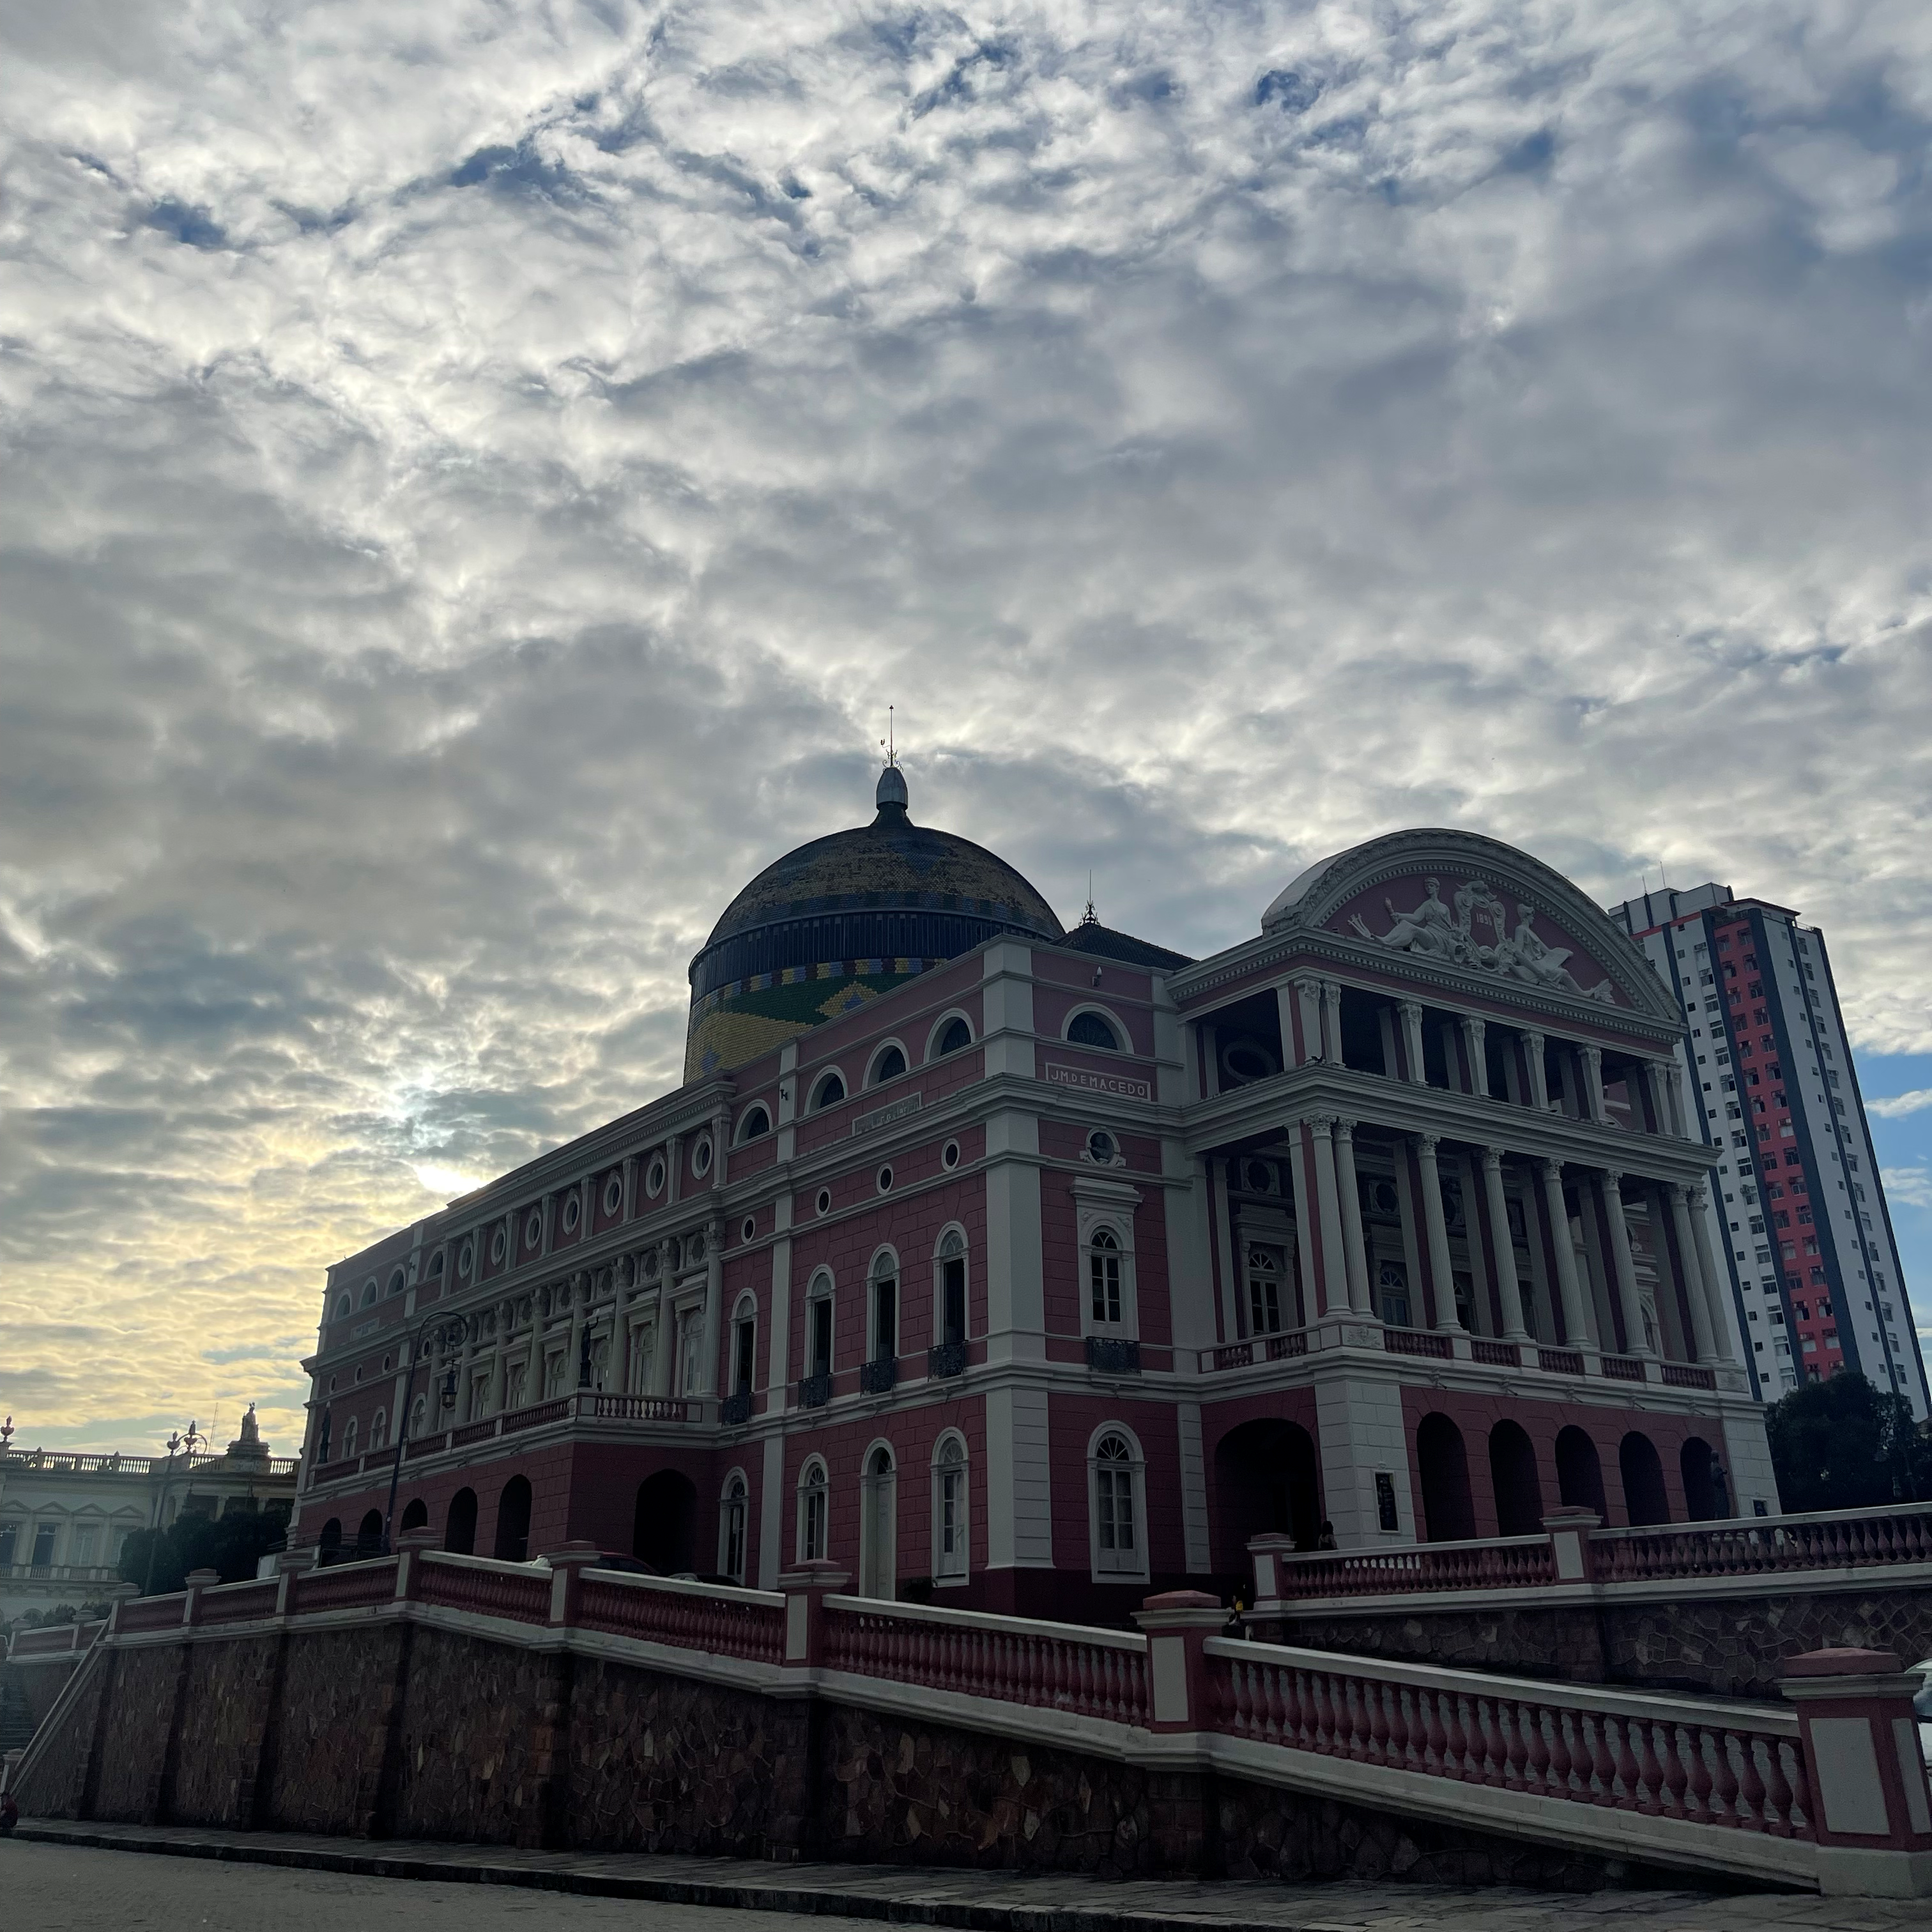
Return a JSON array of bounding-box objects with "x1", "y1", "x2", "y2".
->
[
  {"x1": 294, "y1": 804, "x2": 1776, "y2": 1622},
  {"x1": 1609, "y1": 882, "x2": 1929, "y2": 1415}
]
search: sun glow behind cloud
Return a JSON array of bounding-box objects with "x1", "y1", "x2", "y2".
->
[{"x1": 4, "y1": 0, "x2": 1932, "y2": 1451}]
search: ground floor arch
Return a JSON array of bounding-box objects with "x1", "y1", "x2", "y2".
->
[
  {"x1": 445, "y1": 1487, "x2": 478, "y2": 1555},
  {"x1": 1555, "y1": 1426, "x2": 1606, "y2": 1517},
  {"x1": 1416, "y1": 1413, "x2": 1475, "y2": 1543},
  {"x1": 1620, "y1": 1432, "x2": 1670, "y2": 1527},
  {"x1": 1213, "y1": 1416, "x2": 1322, "y2": 1564},
  {"x1": 493, "y1": 1475, "x2": 532, "y2": 1561},
  {"x1": 634, "y1": 1469, "x2": 697, "y2": 1574},
  {"x1": 1488, "y1": 1419, "x2": 1544, "y2": 1537}
]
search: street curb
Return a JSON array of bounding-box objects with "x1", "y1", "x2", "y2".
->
[{"x1": 9, "y1": 1824, "x2": 1300, "y2": 1932}]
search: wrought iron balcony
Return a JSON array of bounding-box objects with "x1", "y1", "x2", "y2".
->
[
  {"x1": 797, "y1": 1372, "x2": 833, "y2": 1409},
  {"x1": 927, "y1": 1340, "x2": 967, "y2": 1379},
  {"x1": 859, "y1": 1355, "x2": 898, "y2": 1395},
  {"x1": 1084, "y1": 1335, "x2": 1141, "y2": 1375},
  {"x1": 719, "y1": 1389, "x2": 752, "y2": 1426}
]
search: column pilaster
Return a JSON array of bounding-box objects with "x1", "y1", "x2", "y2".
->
[
  {"x1": 1523, "y1": 1029, "x2": 1551, "y2": 1111},
  {"x1": 1599, "y1": 1170, "x2": 1653, "y2": 1358},
  {"x1": 1307, "y1": 1116, "x2": 1351, "y2": 1317},
  {"x1": 1666, "y1": 1182, "x2": 1719, "y2": 1361},
  {"x1": 1688, "y1": 1182, "x2": 1739, "y2": 1365},
  {"x1": 1459, "y1": 1015, "x2": 1487, "y2": 1097},
  {"x1": 1332, "y1": 1119, "x2": 1373, "y2": 1315},
  {"x1": 1415, "y1": 1134, "x2": 1462, "y2": 1331},
  {"x1": 1579, "y1": 1045, "x2": 1607, "y2": 1124},
  {"x1": 1538, "y1": 1159, "x2": 1590, "y2": 1346},
  {"x1": 1482, "y1": 1150, "x2": 1530, "y2": 1340},
  {"x1": 1398, "y1": 1000, "x2": 1427, "y2": 1085}
]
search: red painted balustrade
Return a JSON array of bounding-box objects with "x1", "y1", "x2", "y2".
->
[
  {"x1": 820, "y1": 1598, "x2": 1151, "y2": 1726},
  {"x1": 576, "y1": 1573, "x2": 785, "y2": 1662},
  {"x1": 8, "y1": 1621, "x2": 103, "y2": 1656},
  {"x1": 502, "y1": 1398, "x2": 574, "y2": 1435},
  {"x1": 1269, "y1": 1537, "x2": 1557, "y2": 1600},
  {"x1": 415, "y1": 1553, "x2": 553, "y2": 1624},
  {"x1": 1208, "y1": 1639, "x2": 1812, "y2": 1840},
  {"x1": 1383, "y1": 1329, "x2": 1453, "y2": 1360},
  {"x1": 116, "y1": 1593, "x2": 190, "y2": 1633},
  {"x1": 196, "y1": 1581, "x2": 280, "y2": 1625},
  {"x1": 293, "y1": 1558, "x2": 401, "y2": 1613},
  {"x1": 1594, "y1": 1504, "x2": 1932, "y2": 1583}
]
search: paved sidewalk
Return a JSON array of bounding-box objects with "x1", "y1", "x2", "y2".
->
[{"x1": 8, "y1": 1818, "x2": 1928, "y2": 1931}]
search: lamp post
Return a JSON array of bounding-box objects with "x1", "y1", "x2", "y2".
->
[
  {"x1": 142, "y1": 1421, "x2": 203, "y2": 1596},
  {"x1": 382, "y1": 1317, "x2": 458, "y2": 1554}
]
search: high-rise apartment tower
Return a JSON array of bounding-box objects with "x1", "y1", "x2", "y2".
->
[{"x1": 1608, "y1": 883, "x2": 1927, "y2": 1416}]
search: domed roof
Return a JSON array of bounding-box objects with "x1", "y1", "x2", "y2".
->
[
  {"x1": 700, "y1": 768, "x2": 1064, "y2": 956},
  {"x1": 684, "y1": 769, "x2": 1066, "y2": 1078}
]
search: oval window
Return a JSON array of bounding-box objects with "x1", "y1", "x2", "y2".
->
[
  {"x1": 1087, "y1": 1130, "x2": 1118, "y2": 1165},
  {"x1": 562, "y1": 1195, "x2": 580, "y2": 1232},
  {"x1": 647, "y1": 1158, "x2": 666, "y2": 1197},
  {"x1": 942, "y1": 1140, "x2": 960, "y2": 1170},
  {"x1": 693, "y1": 1137, "x2": 714, "y2": 1177},
  {"x1": 603, "y1": 1175, "x2": 624, "y2": 1216}
]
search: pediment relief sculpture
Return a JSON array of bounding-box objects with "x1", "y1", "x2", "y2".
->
[{"x1": 1338, "y1": 873, "x2": 1618, "y2": 1005}]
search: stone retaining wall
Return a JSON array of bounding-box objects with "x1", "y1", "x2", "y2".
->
[{"x1": 11, "y1": 1616, "x2": 1653, "y2": 1892}]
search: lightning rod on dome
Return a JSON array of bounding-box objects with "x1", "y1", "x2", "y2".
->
[{"x1": 879, "y1": 705, "x2": 897, "y2": 769}]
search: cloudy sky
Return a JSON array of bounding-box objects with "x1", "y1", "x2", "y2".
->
[{"x1": 3, "y1": 0, "x2": 1931, "y2": 1455}]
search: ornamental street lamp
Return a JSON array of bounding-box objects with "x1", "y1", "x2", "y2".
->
[
  {"x1": 382, "y1": 1317, "x2": 459, "y2": 1554},
  {"x1": 142, "y1": 1420, "x2": 203, "y2": 1596}
]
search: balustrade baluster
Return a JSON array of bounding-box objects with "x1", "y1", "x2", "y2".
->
[
  {"x1": 1499, "y1": 1698, "x2": 1528, "y2": 1788},
  {"x1": 1583, "y1": 1712, "x2": 1618, "y2": 1806},
  {"x1": 1705, "y1": 1726, "x2": 1740, "y2": 1827},
  {"x1": 1782, "y1": 1740, "x2": 1814, "y2": 1839},
  {"x1": 1607, "y1": 1715, "x2": 1643, "y2": 1811},
  {"x1": 1629, "y1": 1717, "x2": 1665, "y2": 1815},
  {"x1": 1366, "y1": 1675, "x2": 1391, "y2": 1765},
  {"x1": 1734, "y1": 1735, "x2": 1768, "y2": 1833},
  {"x1": 1479, "y1": 1698, "x2": 1508, "y2": 1786},
  {"x1": 1418, "y1": 1686, "x2": 1446, "y2": 1775},
  {"x1": 1439, "y1": 1690, "x2": 1471, "y2": 1780},
  {"x1": 1653, "y1": 1721, "x2": 1687, "y2": 1818},
  {"x1": 1546, "y1": 1706, "x2": 1577, "y2": 1798},
  {"x1": 1305, "y1": 1670, "x2": 1331, "y2": 1753},
  {"x1": 1521, "y1": 1700, "x2": 1551, "y2": 1794},
  {"x1": 1684, "y1": 1722, "x2": 1715, "y2": 1823},
  {"x1": 1388, "y1": 1683, "x2": 1416, "y2": 1771}
]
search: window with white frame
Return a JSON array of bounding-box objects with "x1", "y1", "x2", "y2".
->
[
  {"x1": 935, "y1": 1229, "x2": 967, "y2": 1345},
  {"x1": 1246, "y1": 1245, "x2": 1284, "y2": 1335},
  {"x1": 859, "y1": 1443, "x2": 896, "y2": 1598},
  {"x1": 1089, "y1": 1430, "x2": 1146, "y2": 1579},
  {"x1": 1073, "y1": 1176, "x2": 1141, "y2": 1338},
  {"x1": 869, "y1": 1250, "x2": 898, "y2": 1363},
  {"x1": 719, "y1": 1471, "x2": 748, "y2": 1583},
  {"x1": 933, "y1": 1434, "x2": 968, "y2": 1582},
  {"x1": 1089, "y1": 1227, "x2": 1125, "y2": 1326},
  {"x1": 806, "y1": 1271, "x2": 834, "y2": 1379},
  {"x1": 677, "y1": 1306, "x2": 704, "y2": 1395},
  {"x1": 369, "y1": 1408, "x2": 388, "y2": 1452},
  {"x1": 798, "y1": 1458, "x2": 829, "y2": 1562},
  {"x1": 342, "y1": 1416, "x2": 359, "y2": 1460},
  {"x1": 732, "y1": 1296, "x2": 757, "y2": 1395}
]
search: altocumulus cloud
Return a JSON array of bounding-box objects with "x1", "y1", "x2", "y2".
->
[{"x1": 4, "y1": 0, "x2": 1932, "y2": 1450}]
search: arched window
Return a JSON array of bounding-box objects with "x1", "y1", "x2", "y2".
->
[
  {"x1": 369, "y1": 1408, "x2": 388, "y2": 1453},
  {"x1": 736, "y1": 1103, "x2": 771, "y2": 1144},
  {"x1": 388, "y1": 1267, "x2": 407, "y2": 1298},
  {"x1": 494, "y1": 1474, "x2": 533, "y2": 1561},
  {"x1": 334, "y1": 1295, "x2": 351, "y2": 1321},
  {"x1": 869, "y1": 1250, "x2": 899, "y2": 1365},
  {"x1": 430, "y1": 1250, "x2": 445, "y2": 1277},
  {"x1": 1246, "y1": 1246, "x2": 1283, "y2": 1336},
  {"x1": 933, "y1": 1016, "x2": 973, "y2": 1057},
  {"x1": 1089, "y1": 1228, "x2": 1124, "y2": 1326},
  {"x1": 870, "y1": 1043, "x2": 907, "y2": 1085},
  {"x1": 1089, "y1": 1431, "x2": 1145, "y2": 1578},
  {"x1": 859, "y1": 1444, "x2": 896, "y2": 1599},
  {"x1": 935, "y1": 1229, "x2": 967, "y2": 1347},
  {"x1": 342, "y1": 1416, "x2": 359, "y2": 1460},
  {"x1": 445, "y1": 1489, "x2": 478, "y2": 1554},
  {"x1": 806, "y1": 1270, "x2": 834, "y2": 1382},
  {"x1": 1068, "y1": 1011, "x2": 1120, "y2": 1051},
  {"x1": 811, "y1": 1071, "x2": 846, "y2": 1112},
  {"x1": 719, "y1": 1472, "x2": 749, "y2": 1584},
  {"x1": 361, "y1": 1279, "x2": 378, "y2": 1308},
  {"x1": 933, "y1": 1434, "x2": 969, "y2": 1583},
  {"x1": 798, "y1": 1459, "x2": 829, "y2": 1563},
  {"x1": 731, "y1": 1294, "x2": 757, "y2": 1396},
  {"x1": 408, "y1": 1393, "x2": 427, "y2": 1441}
]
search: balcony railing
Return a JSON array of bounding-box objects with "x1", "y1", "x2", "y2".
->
[
  {"x1": 1084, "y1": 1335, "x2": 1141, "y2": 1375},
  {"x1": 797, "y1": 1372, "x2": 833, "y2": 1409},
  {"x1": 1383, "y1": 1328, "x2": 1453, "y2": 1360},
  {"x1": 858, "y1": 1355, "x2": 898, "y2": 1396},
  {"x1": 927, "y1": 1340, "x2": 967, "y2": 1379},
  {"x1": 719, "y1": 1389, "x2": 752, "y2": 1425}
]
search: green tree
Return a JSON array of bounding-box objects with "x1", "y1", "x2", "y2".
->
[
  {"x1": 1765, "y1": 1371, "x2": 1931, "y2": 1514},
  {"x1": 118, "y1": 1501, "x2": 291, "y2": 1597}
]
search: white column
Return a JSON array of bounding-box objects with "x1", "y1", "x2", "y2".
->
[
  {"x1": 486, "y1": 1302, "x2": 509, "y2": 1411},
  {"x1": 648, "y1": 1243, "x2": 675, "y2": 1395},
  {"x1": 1285, "y1": 1122, "x2": 1322, "y2": 1326},
  {"x1": 1481, "y1": 1150, "x2": 1530, "y2": 1340},
  {"x1": 565, "y1": 1275, "x2": 586, "y2": 1390},
  {"x1": 1538, "y1": 1159, "x2": 1590, "y2": 1346},
  {"x1": 1415, "y1": 1134, "x2": 1462, "y2": 1331},
  {"x1": 701, "y1": 1219, "x2": 724, "y2": 1396},
  {"x1": 1307, "y1": 1116, "x2": 1351, "y2": 1317},
  {"x1": 455, "y1": 1314, "x2": 478, "y2": 1421},
  {"x1": 1580, "y1": 1045, "x2": 1607, "y2": 1124},
  {"x1": 1320, "y1": 978, "x2": 1344, "y2": 1063},
  {"x1": 1523, "y1": 1029, "x2": 1551, "y2": 1112},
  {"x1": 1665, "y1": 1182, "x2": 1719, "y2": 1362},
  {"x1": 1687, "y1": 1182, "x2": 1738, "y2": 1365},
  {"x1": 1460, "y1": 1015, "x2": 1487, "y2": 1098},
  {"x1": 1398, "y1": 999, "x2": 1428, "y2": 1085},
  {"x1": 1332, "y1": 1119, "x2": 1372, "y2": 1315},
  {"x1": 1599, "y1": 1170, "x2": 1652, "y2": 1357}
]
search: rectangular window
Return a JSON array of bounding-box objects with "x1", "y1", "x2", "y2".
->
[
  {"x1": 937, "y1": 1462, "x2": 967, "y2": 1580},
  {"x1": 31, "y1": 1524, "x2": 57, "y2": 1567},
  {"x1": 809, "y1": 1295, "x2": 833, "y2": 1379},
  {"x1": 871, "y1": 1273, "x2": 898, "y2": 1361},
  {"x1": 678, "y1": 1308, "x2": 703, "y2": 1395},
  {"x1": 733, "y1": 1315, "x2": 756, "y2": 1395},
  {"x1": 941, "y1": 1255, "x2": 967, "y2": 1345},
  {"x1": 0, "y1": 1524, "x2": 17, "y2": 1568}
]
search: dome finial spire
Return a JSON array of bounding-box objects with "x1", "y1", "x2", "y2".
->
[{"x1": 875, "y1": 705, "x2": 908, "y2": 818}]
